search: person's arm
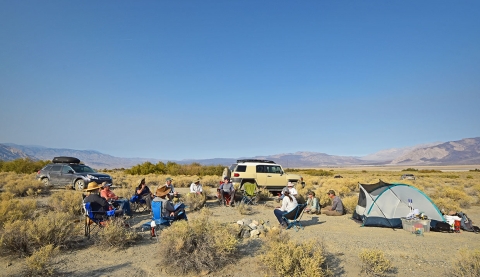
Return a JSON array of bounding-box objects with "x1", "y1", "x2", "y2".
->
[
  {"x1": 165, "y1": 200, "x2": 175, "y2": 213},
  {"x1": 100, "y1": 190, "x2": 108, "y2": 200},
  {"x1": 331, "y1": 197, "x2": 339, "y2": 211},
  {"x1": 291, "y1": 188, "x2": 298, "y2": 196},
  {"x1": 136, "y1": 186, "x2": 144, "y2": 195}
]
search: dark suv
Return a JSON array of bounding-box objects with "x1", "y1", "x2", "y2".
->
[{"x1": 36, "y1": 157, "x2": 113, "y2": 190}]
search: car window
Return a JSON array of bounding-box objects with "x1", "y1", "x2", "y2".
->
[
  {"x1": 235, "y1": 165, "x2": 247, "y2": 172},
  {"x1": 70, "y1": 164, "x2": 96, "y2": 173},
  {"x1": 50, "y1": 165, "x2": 62, "y2": 172},
  {"x1": 256, "y1": 165, "x2": 265, "y2": 173},
  {"x1": 42, "y1": 165, "x2": 53, "y2": 171},
  {"x1": 61, "y1": 166, "x2": 73, "y2": 174},
  {"x1": 266, "y1": 165, "x2": 282, "y2": 174}
]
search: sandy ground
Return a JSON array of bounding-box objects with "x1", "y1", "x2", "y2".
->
[{"x1": 2, "y1": 187, "x2": 480, "y2": 277}]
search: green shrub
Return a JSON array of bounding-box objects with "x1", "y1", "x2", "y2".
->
[
  {"x1": 260, "y1": 234, "x2": 332, "y2": 277},
  {"x1": 402, "y1": 168, "x2": 418, "y2": 171},
  {"x1": 0, "y1": 158, "x2": 49, "y2": 174},
  {"x1": 49, "y1": 190, "x2": 83, "y2": 216},
  {"x1": 448, "y1": 248, "x2": 480, "y2": 277},
  {"x1": 95, "y1": 218, "x2": 140, "y2": 248},
  {"x1": 358, "y1": 248, "x2": 393, "y2": 276},
  {"x1": 158, "y1": 214, "x2": 239, "y2": 274},
  {"x1": 24, "y1": 244, "x2": 59, "y2": 277}
]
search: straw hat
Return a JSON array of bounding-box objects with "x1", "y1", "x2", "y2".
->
[
  {"x1": 138, "y1": 178, "x2": 146, "y2": 186},
  {"x1": 155, "y1": 186, "x2": 171, "y2": 197},
  {"x1": 84, "y1": 182, "x2": 102, "y2": 192},
  {"x1": 193, "y1": 178, "x2": 200, "y2": 183}
]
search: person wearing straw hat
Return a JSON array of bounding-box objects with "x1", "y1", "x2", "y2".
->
[
  {"x1": 190, "y1": 178, "x2": 203, "y2": 194},
  {"x1": 276, "y1": 182, "x2": 298, "y2": 202},
  {"x1": 152, "y1": 185, "x2": 186, "y2": 220},
  {"x1": 84, "y1": 182, "x2": 123, "y2": 218}
]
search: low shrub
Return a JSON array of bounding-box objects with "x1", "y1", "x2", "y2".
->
[
  {"x1": 341, "y1": 195, "x2": 358, "y2": 214},
  {"x1": 236, "y1": 202, "x2": 253, "y2": 215},
  {"x1": 358, "y1": 248, "x2": 393, "y2": 276},
  {"x1": 260, "y1": 233, "x2": 332, "y2": 277},
  {"x1": 158, "y1": 214, "x2": 239, "y2": 274},
  {"x1": 0, "y1": 193, "x2": 37, "y2": 226},
  {"x1": 49, "y1": 190, "x2": 83, "y2": 216},
  {"x1": 431, "y1": 187, "x2": 472, "y2": 209},
  {"x1": 182, "y1": 192, "x2": 206, "y2": 211},
  {"x1": 95, "y1": 218, "x2": 140, "y2": 248},
  {"x1": 257, "y1": 187, "x2": 272, "y2": 201},
  {"x1": 432, "y1": 197, "x2": 461, "y2": 213},
  {"x1": 24, "y1": 244, "x2": 59, "y2": 277},
  {"x1": 3, "y1": 178, "x2": 45, "y2": 197},
  {"x1": 0, "y1": 211, "x2": 77, "y2": 255},
  {"x1": 402, "y1": 168, "x2": 418, "y2": 171},
  {"x1": 448, "y1": 248, "x2": 480, "y2": 277}
]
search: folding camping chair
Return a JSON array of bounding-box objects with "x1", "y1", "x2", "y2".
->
[
  {"x1": 130, "y1": 193, "x2": 148, "y2": 213},
  {"x1": 241, "y1": 182, "x2": 258, "y2": 205},
  {"x1": 282, "y1": 203, "x2": 307, "y2": 232},
  {"x1": 84, "y1": 202, "x2": 116, "y2": 239},
  {"x1": 141, "y1": 201, "x2": 187, "y2": 241}
]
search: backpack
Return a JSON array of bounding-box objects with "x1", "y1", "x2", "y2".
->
[
  {"x1": 457, "y1": 212, "x2": 479, "y2": 233},
  {"x1": 431, "y1": 221, "x2": 452, "y2": 232}
]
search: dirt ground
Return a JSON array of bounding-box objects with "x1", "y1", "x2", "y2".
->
[{"x1": 2, "y1": 187, "x2": 480, "y2": 277}]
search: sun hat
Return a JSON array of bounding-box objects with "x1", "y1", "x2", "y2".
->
[
  {"x1": 166, "y1": 177, "x2": 173, "y2": 182},
  {"x1": 224, "y1": 177, "x2": 230, "y2": 181},
  {"x1": 102, "y1": 181, "x2": 112, "y2": 187},
  {"x1": 193, "y1": 178, "x2": 200, "y2": 183},
  {"x1": 287, "y1": 182, "x2": 294, "y2": 187},
  {"x1": 138, "y1": 178, "x2": 146, "y2": 186},
  {"x1": 327, "y1": 190, "x2": 336, "y2": 195},
  {"x1": 155, "y1": 186, "x2": 172, "y2": 197},
  {"x1": 84, "y1": 182, "x2": 102, "y2": 192}
]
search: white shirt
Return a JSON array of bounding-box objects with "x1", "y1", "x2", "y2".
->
[
  {"x1": 280, "y1": 195, "x2": 298, "y2": 212},
  {"x1": 190, "y1": 183, "x2": 203, "y2": 193},
  {"x1": 282, "y1": 187, "x2": 298, "y2": 196}
]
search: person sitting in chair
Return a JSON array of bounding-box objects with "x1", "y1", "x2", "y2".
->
[
  {"x1": 84, "y1": 182, "x2": 123, "y2": 218},
  {"x1": 160, "y1": 177, "x2": 179, "y2": 203},
  {"x1": 190, "y1": 178, "x2": 203, "y2": 194},
  {"x1": 305, "y1": 191, "x2": 320, "y2": 215},
  {"x1": 221, "y1": 177, "x2": 235, "y2": 207},
  {"x1": 274, "y1": 190, "x2": 298, "y2": 228},
  {"x1": 136, "y1": 178, "x2": 153, "y2": 212},
  {"x1": 153, "y1": 185, "x2": 186, "y2": 220},
  {"x1": 321, "y1": 190, "x2": 344, "y2": 216},
  {"x1": 276, "y1": 182, "x2": 298, "y2": 202},
  {"x1": 100, "y1": 182, "x2": 132, "y2": 216}
]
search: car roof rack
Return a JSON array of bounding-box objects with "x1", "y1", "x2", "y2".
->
[{"x1": 237, "y1": 159, "x2": 276, "y2": 164}]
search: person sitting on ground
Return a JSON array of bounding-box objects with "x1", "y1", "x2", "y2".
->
[
  {"x1": 321, "y1": 190, "x2": 344, "y2": 216},
  {"x1": 274, "y1": 190, "x2": 298, "y2": 228},
  {"x1": 152, "y1": 185, "x2": 187, "y2": 220},
  {"x1": 221, "y1": 177, "x2": 235, "y2": 207},
  {"x1": 136, "y1": 178, "x2": 153, "y2": 212},
  {"x1": 100, "y1": 182, "x2": 132, "y2": 216},
  {"x1": 190, "y1": 178, "x2": 203, "y2": 194},
  {"x1": 305, "y1": 191, "x2": 320, "y2": 215},
  {"x1": 84, "y1": 182, "x2": 123, "y2": 218}
]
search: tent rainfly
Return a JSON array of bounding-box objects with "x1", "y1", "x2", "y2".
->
[{"x1": 352, "y1": 180, "x2": 446, "y2": 228}]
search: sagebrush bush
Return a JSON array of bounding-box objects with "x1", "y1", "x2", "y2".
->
[
  {"x1": 49, "y1": 190, "x2": 83, "y2": 216},
  {"x1": 24, "y1": 244, "x2": 59, "y2": 277},
  {"x1": 0, "y1": 211, "x2": 77, "y2": 255},
  {"x1": 0, "y1": 193, "x2": 37, "y2": 226},
  {"x1": 448, "y1": 248, "x2": 480, "y2": 277},
  {"x1": 257, "y1": 187, "x2": 272, "y2": 201},
  {"x1": 341, "y1": 195, "x2": 358, "y2": 214},
  {"x1": 3, "y1": 177, "x2": 45, "y2": 197},
  {"x1": 260, "y1": 234, "x2": 332, "y2": 277},
  {"x1": 358, "y1": 248, "x2": 393, "y2": 276},
  {"x1": 158, "y1": 214, "x2": 239, "y2": 274},
  {"x1": 236, "y1": 202, "x2": 253, "y2": 215},
  {"x1": 95, "y1": 218, "x2": 140, "y2": 248},
  {"x1": 431, "y1": 186, "x2": 472, "y2": 209},
  {"x1": 183, "y1": 192, "x2": 206, "y2": 211}
]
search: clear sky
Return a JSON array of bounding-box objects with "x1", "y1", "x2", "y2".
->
[{"x1": 1, "y1": 1, "x2": 479, "y2": 160}]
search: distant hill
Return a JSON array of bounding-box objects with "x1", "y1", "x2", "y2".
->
[
  {"x1": 1, "y1": 137, "x2": 480, "y2": 168},
  {"x1": 389, "y1": 137, "x2": 480, "y2": 165}
]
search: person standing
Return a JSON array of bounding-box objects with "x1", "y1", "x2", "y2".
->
[{"x1": 321, "y1": 190, "x2": 344, "y2": 216}]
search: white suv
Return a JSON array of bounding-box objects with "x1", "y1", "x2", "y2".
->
[{"x1": 229, "y1": 159, "x2": 304, "y2": 192}]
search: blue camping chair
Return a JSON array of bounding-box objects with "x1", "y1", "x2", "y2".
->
[
  {"x1": 130, "y1": 193, "x2": 148, "y2": 213},
  {"x1": 282, "y1": 203, "x2": 307, "y2": 232},
  {"x1": 142, "y1": 201, "x2": 187, "y2": 240},
  {"x1": 84, "y1": 201, "x2": 116, "y2": 239}
]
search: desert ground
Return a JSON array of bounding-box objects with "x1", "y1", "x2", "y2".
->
[
  {"x1": 2, "y1": 190, "x2": 480, "y2": 276},
  {"x1": 1, "y1": 167, "x2": 480, "y2": 277}
]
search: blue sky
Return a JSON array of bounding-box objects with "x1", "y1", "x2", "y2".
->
[{"x1": 1, "y1": 1, "x2": 479, "y2": 160}]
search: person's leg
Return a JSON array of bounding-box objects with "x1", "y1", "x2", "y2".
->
[
  {"x1": 321, "y1": 206, "x2": 332, "y2": 214},
  {"x1": 143, "y1": 194, "x2": 152, "y2": 211},
  {"x1": 324, "y1": 210, "x2": 342, "y2": 216},
  {"x1": 274, "y1": 209, "x2": 286, "y2": 225},
  {"x1": 116, "y1": 199, "x2": 132, "y2": 216}
]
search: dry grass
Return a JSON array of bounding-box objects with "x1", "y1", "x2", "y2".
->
[
  {"x1": 24, "y1": 244, "x2": 59, "y2": 277},
  {"x1": 448, "y1": 248, "x2": 480, "y2": 277},
  {"x1": 3, "y1": 174, "x2": 45, "y2": 197},
  {"x1": 49, "y1": 190, "x2": 83, "y2": 216},
  {"x1": 0, "y1": 193, "x2": 37, "y2": 227},
  {"x1": 95, "y1": 218, "x2": 140, "y2": 248}
]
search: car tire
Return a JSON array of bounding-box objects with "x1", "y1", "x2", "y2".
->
[
  {"x1": 75, "y1": 179, "x2": 86, "y2": 191},
  {"x1": 41, "y1": 178, "x2": 50, "y2": 186}
]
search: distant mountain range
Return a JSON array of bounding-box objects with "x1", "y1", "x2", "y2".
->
[{"x1": 1, "y1": 137, "x2": 479, "y2": 169}]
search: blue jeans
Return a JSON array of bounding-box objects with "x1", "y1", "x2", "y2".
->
[
  {"x1": 113, "y1": 199, "x2": 132, "y2": 216},
  {"x1": 274, "y1": 209, "x2": 287, "y2": 225}
]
